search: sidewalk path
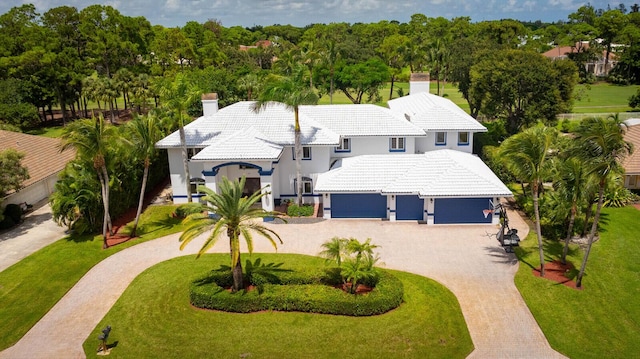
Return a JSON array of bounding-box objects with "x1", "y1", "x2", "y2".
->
[
  {"x1": 0, "y1": 203, "x2": 67, "y2": 273},
  {"x1": 0, "y1": 209, "x2": 566, "y2": 359}
]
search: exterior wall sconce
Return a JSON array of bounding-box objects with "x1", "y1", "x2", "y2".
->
[
  {"x1": 391, "y1": 195, "x2": 395, "y2": 200},
  {"x1": 430, "y1": 198, "x2": 434, "y2": 203}
]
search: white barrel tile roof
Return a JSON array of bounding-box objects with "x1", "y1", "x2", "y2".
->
[{"x1": 191, "y1": 127, "x2": 283, "y2": 161}]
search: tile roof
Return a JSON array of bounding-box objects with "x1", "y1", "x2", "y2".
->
[
  {"x1": 300, "y1": 104, "x2": 426, "y2": 137},
  {"x1": 315, "y1": 149, "x2": 512, "y2": 198},
  {"x1": 0, "y1": 130, "x2": 75, "y2": 191},
  {"x1": 623, "y1": 119, "x2": 640, "y2": 174},
  {"x1": 191, "y1": 127, "x2": 284, "y2": 161},
  {"x1": 155, "y1": 101, "x2": 340, "y2": 149},
  {"x1": 387, "y1": 92, "x2": 487, "y2": 132}
]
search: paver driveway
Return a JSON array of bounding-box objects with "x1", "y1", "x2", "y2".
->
[{"x1": 1, "y1": 209, "x2": 566, "y2": 358}]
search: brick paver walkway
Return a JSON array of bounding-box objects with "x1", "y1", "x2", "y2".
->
[{"x1": 1, "y1": 208, "x2": 566, "y2": 359}]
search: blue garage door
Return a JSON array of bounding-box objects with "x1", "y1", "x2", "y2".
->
[
  {"x1": 396, "y1": 196, "x2": 424, "y2": 220},
  {"x1": 434, "y1": 198, "x2": 492, "y2": 224},
  {"x1": 331, "y1": 194, "x2": 387, "y2": 219}
]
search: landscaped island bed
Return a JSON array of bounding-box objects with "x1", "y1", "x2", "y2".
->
[{"x1": 83, "y1": 254, "x2": 473, "y2": 358}]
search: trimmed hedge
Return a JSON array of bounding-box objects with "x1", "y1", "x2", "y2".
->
[
  {"x1": 190, "y1": 268, "x2": 403, "y2": 316},
  {"x1": 287, "y1": 204, "x2": 314, "y2": 217}
]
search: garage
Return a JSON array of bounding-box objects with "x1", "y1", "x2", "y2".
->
[
  {"x1": 396, "y1": 196, "x2": 424, "y2": 220},
  {"x1": 331, "y1": 193, "x2": 387, "y2": 219},
  {"x1": 434, "y1": 198, "x2": 493, "y2": 224}
]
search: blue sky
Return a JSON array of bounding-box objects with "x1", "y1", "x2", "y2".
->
[{"x1": 0, "y1": 1, "x2": 628, "y2": 27}]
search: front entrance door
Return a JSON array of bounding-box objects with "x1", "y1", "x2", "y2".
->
[{"x1": 243, "y1": 178, "x2": 261, "y2": 197}]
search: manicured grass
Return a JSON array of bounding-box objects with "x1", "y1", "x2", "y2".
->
[
  {"x1": 83, "y1": 254, "x2": 473, "y2": 358},
  {"x1": 572, "y1": 82, "x2": 640, "y2": 113},
  {"x1": 0, "y1": 205, "x2": 184, "y2": 351},
  {"x1": 26, "y1": 126, "x2": 66, "y2": 138},
  {"x1": 514, "y1": 206, "x2": 640, "y2": 358}
]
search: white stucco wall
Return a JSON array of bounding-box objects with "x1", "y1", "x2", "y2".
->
[
  {"x1": 2, "y1": 174, "x2": 59, "y2": 209},
  {"x1": 274, "y1": 146, "x2": 331, "y2": 204},
  {"x1": 415, "y1": 132, "x2": 473, "y2": 154},
  {"x1": 330, "y1": 137, "x2": 417, "y2": 158}
]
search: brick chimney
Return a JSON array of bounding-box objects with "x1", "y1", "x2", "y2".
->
[
  {"x1": 201, "y1": 93, "x2": 218, "y2": 116},
  {"x1": 409, "y1": 73, "x2": 430, "y2": 95}
]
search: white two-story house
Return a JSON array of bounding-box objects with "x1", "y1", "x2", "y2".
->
[{"x1": 156, "y1": 78, "x2": 512, "y2": 224}]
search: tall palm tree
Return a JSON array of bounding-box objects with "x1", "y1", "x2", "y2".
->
[
  {"x1": 253, "y1": 67, "x2": 319, "y2": 206},
  {"x1": 499, "y1": 125, "x2": 558, "y2": 276},
  {"x1": 572, "y1": 115, "x2": 633, "y2": 287},
  {"x1": 553, "y1": 156, "x2": 595, "y2": 265},
  {"x1": 60, "y1": 116, "x2": 116, "y2": 248},
  {"x1": 127, "y1": 112, "x2": 163, "y2": 237},
  {"x1": 179, "y1": 177, "x2": 285, "y2": 292},
  {"x1": 159, "y1": 73, "x2": 201, "y2": 203}
]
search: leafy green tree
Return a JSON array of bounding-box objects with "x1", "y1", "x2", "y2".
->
[
  {"x1": 470, "y1": 50, "x2": 577, "y2": 134},
  {"x1": 0, "y1": 149, "x2": 29, "y2": 219},
  {"x1": 50, "y1": 160, "x2": 101, "y2": 233},
  {"x1": 127, "y1": 112, "x2": 163, "y2": 237},
  {"x1": 158, "y1": 73, "x2": 201, "y2": 203},
  {"x1": 500, "y1": 126, "x2": 558, "y2": 276},
  {"x1": 335, "y1": 58, "x2": 389, "y2": 104},
  {"x1": 179, "y1": 177, "x2": 284, "y2": 292},
  {"x1": 254, "y1": 67, "x2": 319, "y2": 206},
  {"x1": 595, "y1": 9, "x2": 627, "y2": 72},
  {"x1": 0, "y1": 78, "x2": 40, "y2": 129},
  {"x1": 378, "y1": 34, "x2": 408, "y2": 100},
  {"x1": 60, "y1": 117, "x2": 117, "y2": 247},
  {"x1": 630, "y1": 88, "x2": 640, "y2": 108},
  {"x1": 571, "y1": 116, "x2": 633, "y2": 287}
]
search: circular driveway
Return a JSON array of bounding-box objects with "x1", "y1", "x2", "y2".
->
[{"x1": 1, "y1": 210, "x2": 566, "y2": 358}]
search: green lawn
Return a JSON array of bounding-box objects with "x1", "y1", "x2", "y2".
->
[
  {"x1": 0, "y1": 205, "x2": 184, "y2": 351},
  {"x1": 514, "y1": 206, "x2": 640, "y2": 358},
  {"x1": 573, "y1": 83, "x2": 640, "y2": 114},
  {"x1": 83, "y1": 253, "x2": 473, "y2": 358},
  {"x1": 26, "y1": 126, "x2": 66, "y2": 138}
]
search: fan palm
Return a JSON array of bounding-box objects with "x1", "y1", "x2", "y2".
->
[
  {"x1": 572, "y1": 115, "x2": 633, "y2": 287},
  {"x1": 60, "y1": 116, "x2": 117, "y2": 247},
  {"x1": 179, "y1": 177, "x2": 285, "y2": 292},
  {"x1": 499, "y1": 125, "x2": 558, "y2": 276},
  {"x1": 253, "y1": 67, "x2": 319, "y2": 206}
]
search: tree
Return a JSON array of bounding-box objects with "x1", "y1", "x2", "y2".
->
[
  {"x1": 319, "y1": 237, "x2": 348, "y2": 266},
  {"x1": 595, "y1": 9, "x2": 627, "y2": 72},
  {"x1": 0, "y1": 149, "x2": 29, "y2": 219},
  {"x1": 334, "y1": 58, "x2": 389, "y2": 104},
  {"x1": 60, "y1": 117, "x2": 116, "y2": 247},
  {"x1": 499, "y1": 126, "x2": 558, "y2": 277},
  {"x1": 630, "y1": 88, "x2": 640, "y2": 108},
  {"x1": 178, "y1": 177, "x2": 285, "y2": 292},
  {"x1": 127, "y1": 112, "x2": 162, "y2": 237},
  {"x1": 470, "y1": 50, "x2": 577, "y2": 134},
  {"x1": 159, "y1": 73, "x2": 201, "y2": 203},
  {"x1": 253, "y1": 67, "x2": 319, "y2": 206},
  {"x1": 572, "y1": 116, "x2": 633, "y2": 287},
  {"x1": 378, "y1": 34, "x2": 408, "y2": 100}
]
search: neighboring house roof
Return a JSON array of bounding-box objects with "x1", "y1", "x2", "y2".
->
[
  {"x1": 300, "y1": 104, "x2": 426, "y2": 137},
  {"x1": 622, "y1": 118, "x2": 640, "y2": 175},
  {"x1": 192, "y1": 127, "x2": 284, "y2": 161},
  {"x1": 542, "y1": 41, "x2": 617, "y2": 62},
  {"x1": 0, "y1": 130, "x2": 75, "y2": 192},
  {"x1": 315, "y1": 149, "x2": 512, "y2": 198},
  {"x1": 387, "y1": 92, "x2": 487, "y2": 132}
]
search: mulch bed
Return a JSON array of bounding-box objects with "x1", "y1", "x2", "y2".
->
[
  {"x1": 533, "y1": 260, "x2": 580, "y2": 290},
  {"x1": 104, "y1": 177, "x2": 170, "y2": 248}
]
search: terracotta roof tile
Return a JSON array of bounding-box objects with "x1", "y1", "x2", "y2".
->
[{"x1": 623, "y1": 119, "x2": 640, "y2": 174}]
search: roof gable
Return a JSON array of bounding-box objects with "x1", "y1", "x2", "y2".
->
[{"x1": 192, "y1": 127, "x2": 283, "y2": 161}]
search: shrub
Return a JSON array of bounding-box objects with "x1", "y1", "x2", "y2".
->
[
  {"x1": 174, "y1": 202, "x2": 205, "y2": 218},
  {"x1": 3, "y1": 203, "x2": 22, "y2": 223},
  {"x1": 287, "y1": 203, "x2": 314, "y2": 217},
  {"x1": 0, "y1": 215, "x2": 16, "y2": 230},
  {"x1": 190, "y1": 268, "x2": 403, "y2": 316}
]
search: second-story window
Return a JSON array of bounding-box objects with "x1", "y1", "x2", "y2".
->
[
  {"x1": 458, "y1": 132, "x2": 469, "y2": 145},
  {"x1": 435, "y1": 132, "x2": 446, "y2": 145},
  {"x1": 389, "y1": 137, "x2": 405, "y2": 152},
  {"x1": 336, "y1": 138, "x2": 351, "y2": 152}
]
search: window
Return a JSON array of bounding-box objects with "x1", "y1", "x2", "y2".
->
[
  {"x1": 292, "y1": 147, "x2": 312, "y2": 160},
  {"x1": 187, "y1": 148, "x2": 202, "y2": 159},
  {"x1": 458, "y1": 132, "x2": 469, "y2": 145},
  {"x1": 389, "y1": 137, "x2": 405, "y2": 152},
  {"x1": 295, "y1": 177, "x2": 313, "y2": 194},
  {"x1": 435, "y1": 132, "x2": 446, "y2": 145},
  {"x1": 190, "y1": 178, "x2": 205, "y2": 194},
  {"x1": 335, "y1": 138, "x2": 351, "y2": 152},
  {"x1": 630, "y1": 175, "x2": 638, "y2": 187}
]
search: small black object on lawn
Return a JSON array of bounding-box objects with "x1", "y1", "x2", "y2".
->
[{"x1": 97, "y1": 325, "x2": 111, "y2": 353}]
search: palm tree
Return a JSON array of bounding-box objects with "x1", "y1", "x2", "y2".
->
[
  {"x1": 60, "y1": 116, "x2": 116, "y2": 248},
  {"x1": 319, "y1": 40, "x2": 339, "y2": 104},
  {"x1": 253, "y1": 67, "x2": 319, "y2": 206},
  {"x1": 127, "y1": 112, "x2": 163, "y2": 237},
  {"x1": 178, "y1": 177, "x2": 285, "y2": 292},
  {"x1": 499, "y1": 125, "x2": 558, "y2": 276},
  {"x1": 572, "y1": 115, "x2": 633, "y2": 287},
  {"x1": 159, "y1": 73, "x2": 201, "y2": 203},
  {"x1": 319, "y1": 237, "x2": 349, "y2": 266},
  {"x1": 553, "y1": 156, "x2": 595, "y2": 265}
]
